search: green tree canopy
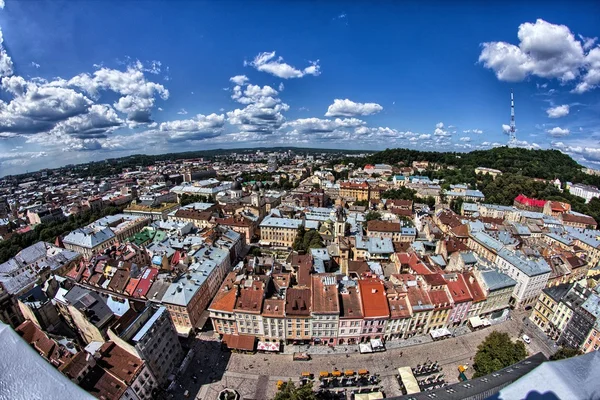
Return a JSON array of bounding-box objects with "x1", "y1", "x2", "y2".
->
[
  {"x1": 382, "y1": 187, "x2": 417, "y2": 201},
  {"x1": 473, "y1": 331, "x2": 527, "y2": 378},
  {"x1": 273, "y1": 381, "x2": 318, "y2": 400},
  {"x1": 549, "y1": 347, "x2": 582, "y2": 361},
  {"x1": 292, "y1": 229, "x2": 324, "y2": 253}
]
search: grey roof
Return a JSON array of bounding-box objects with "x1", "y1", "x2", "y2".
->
[
  {"x1": 394, "y1": 353, "x2": 547, "y2": 400},
  {"x1": 0, "y1": 242, "x2": 80, "y2": 295},
  {"x1": 542, "y1": 282, "x2": 573, "y2": 303},
  {"x1": 259, "y1": 216, "x2": 304, "y2": 229},
  {"x1": 64, "y1": 286, "x2": 114, "y2": 328},
  {"x1": 497, "y1": 248, "x2": 552, "y2": 277},
  {"x1": 161, "y1": 246, "x2": 229, "y2": 307},
  {"x1": 480, "y1": 269, "x2": 517, "y2": 291},
  {"x1": 581, "y1": 293, "x2": 600, "y2": 318},
  {"x1": 462, "y1": 202, "x2": 479, "y2": 212},
  {"x1": 565, "y1": 226, "x2": 600, "y2": 248},
  {"x1": 63, "y1": 226, "x2": 115, "y2": 249},
  {"x1": 460, "y1": 252, "x2": 477, "y2": 265},
  {"x1": 355, "y1": 235, "x2": 394, "y2": 254},
  {"x1": 0, "y1": 242, "x2": 79, "y2": 274},
  {"x1": 470, "y1": 230, "x2": 505, "y2": 253},
  {"x1": 401, "y1": 227, "x2": 416, "y2": 236},
  {"x1": 497, "y1": 351, "x2": 600, "y2": 400},
  {"x1": 132, "y1": 306, "x2": 167, "y2": 342},
  {"x1": 0, "y1": 323, "x2": 95, "y2": 400}
]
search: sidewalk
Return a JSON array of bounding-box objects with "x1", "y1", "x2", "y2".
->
[{"x1": 282, "y1": 324, "x2": 475, "y2": 355}]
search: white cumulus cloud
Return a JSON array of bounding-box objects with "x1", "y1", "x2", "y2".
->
[
  {"x1": 324, "y1": 99, "x2": 383, "y2": 117},
  {"x1": 246, "y1": 51, "x2": 320, "y2": 79},
  {"x1": 546, "y1": 104, "x2": 570, "y2": 118},
  {"x1": 479, "y1": 19, "x2": 600, "y2": 93},
  {"x1": 547, "y1": 126, "x2": 570, "y2": 137}
]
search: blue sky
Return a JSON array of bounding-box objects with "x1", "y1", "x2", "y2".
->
[{"x1": 0, "y1": 0, "x2": 599, "y2": 175}]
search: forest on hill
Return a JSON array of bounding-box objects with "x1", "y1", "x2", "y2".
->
[
  {"x1": 364, "y1": 146, "x2": 600, "y2": 225},
  {"x1": 365, "y1": 147, "x2": 599, "y2": 186}
]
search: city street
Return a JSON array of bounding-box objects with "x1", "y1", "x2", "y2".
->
[{"x1": 180, "y1": 314, "x2": 553, "y2": 400}]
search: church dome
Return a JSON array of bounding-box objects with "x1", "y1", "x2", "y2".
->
[{"x1": 231, "y1": 181, "x2": 242, "y2": 190}]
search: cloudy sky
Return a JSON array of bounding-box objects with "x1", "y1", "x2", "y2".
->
[{"x1": 0, "y1": 1, "x2": 599, "y2": 176}]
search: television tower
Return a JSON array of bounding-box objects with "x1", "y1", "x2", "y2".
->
[{"x1": 508, "y1": 89, "x2": 516, "y2": 146}]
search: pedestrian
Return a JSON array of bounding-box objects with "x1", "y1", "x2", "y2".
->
[{"x1": 400, "y1": 351, "x2": 403, "y2": 357}]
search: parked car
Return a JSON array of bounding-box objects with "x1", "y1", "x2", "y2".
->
[{"x1": 522, "y1": 334, "x2": 531, "y2": 344}]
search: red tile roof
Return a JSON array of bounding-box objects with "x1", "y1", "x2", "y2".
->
[
  {"x1": 515, "y1": 194, "x2": 546, "y2": 208},
  {"x1": 97, "y1": 342, "x2": 143, "y2": 384},
  {"x1": 222, "y1": 334, "x2": 255, "y2": 351},
  {"x1": 358, "y1": 278, "x2": 390, "y2": 319},
  {"x1": 367, "y1": 220, "x2": 401, "y2": 233},
  {"x1": 234, "y1": 279, "x2": 265, "y2": 314},
  {"x1": 463, "y1": 272, "x2": 486, "y2": 303},
  {"x1": 428, "y1": 289, "x2": 452, "y2": 309},
  {"x1": 262, "y1": 298, "x2": 285, "y2": 317},
  {"x1": 312, "y1": 275, "x2": 340, "y2": 314},
  {"x1": 209, "y1": 272, "x2": 238, "y2": 313},
  {"x1": 285, "y1": 287, "x2": 312, "y2": 316},
  {"x1": 444, "y1": 273, "x2": 473, "y2": 303},
  {"x1": 422, "y1": 273, "x2": 447, "y2": 287},
  {"x1": 387, "y1": 295, "x2": 411, "y2": 319},
  {"x1": 133, "y1": 267, "x2": 159, "y2": 298},
  {"x1": 339, "y1": 285, "x2": 363, "y2": 319}
]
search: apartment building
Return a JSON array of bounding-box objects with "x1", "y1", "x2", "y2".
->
[
  {"x1": 63, "y1": 214, "x2": 150, "y2": 258},
  {"x1": 234, "y1": 278, "x2": 266, "y2": 337},
  {"x1": 259, "y1": 216, "x2": 304, "y2": 248},
  {"x1": 337, "y1": 281, "x2": 363, "y2": 345},
  {"x1": 108, "y1": 306, "x2": 184, "y2": 385},
  {"x1": 358, "y1": 278, "x2": 389, "y2": 343},
  {"x1": 559, "y1": 293, "x2": 600, "y2": 349},
  {"x1": 208, "y1": 272, "x2": 239, "y2": 336},
  {"x1": 496, "y1": 249, "x2": 551, "y2": 308},
  {"x1": 529, "y1": 283, "x2": 572, "y2": 334},
  {"x1": 549, "y1": 283, "x2": 591, "y2": 341},
  {"x1": 262, "y1": 298, "x2": 286, "y2": 343},
  {"x1": 285, "y1": 287, "x2": 312, "y2": 344},
  {"x1": 339, "y1": 181, "x2": 370, "y2": 201},
  {"x1": 477, "y1": 269, "x2": 516, "y2": 319},
  {"x1": 311, "y1": 275, "x2": 340, "y2": 345},
  {"x1": 161, "y1": 246, "x2": 232, "y2": 335}
]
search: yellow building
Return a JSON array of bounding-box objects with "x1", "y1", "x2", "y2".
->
[
  {"x1": 339, "y1": 181, "x2": 370, "y2": 201},
  {"x1": 529, "y1": 283, "x2": 572, "y2": 334},
  {"x1": 285, "y1": 288, "x2": 312, "y2": 344},
  {"x1": 259, "y1": 216, "x2": 303, "y2": 248}
]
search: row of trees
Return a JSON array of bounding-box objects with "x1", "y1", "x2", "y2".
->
[
  {"x1": 0, "y1": 206, "x2": 123, "y2": 263},
  {"x1": 179, "y1": 193, "x2": 214, "y2": 206}
]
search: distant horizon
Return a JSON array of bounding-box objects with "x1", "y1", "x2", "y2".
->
[
  {"x1": 2, "y1": 143, "x2": 588, "y2": 180},
  {"x1": 0, "y1": 1, "x2": 599, "y2": 175}
]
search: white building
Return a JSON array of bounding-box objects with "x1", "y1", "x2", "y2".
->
[
  {"x1": 495, "y1": 249, "x2": 551, "y2": 308},
  {"x1": 569, "y1": 183, "x2": 600, "y2": 203}
]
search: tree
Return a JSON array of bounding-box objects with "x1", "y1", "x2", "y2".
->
[
  {"x1": 473, "y1": 331, "x2": 527, "y2": 378},
  {"x1": 425, "y1": 196, "x2": 436, "y2": 208},
  {"x1": 273, "y1": 381, "x2": 317, "y2": 400},
  {"x1": 550, "y1": 347, "x2": 582, "y2": 361},
  {"x1": 365, "y1": 211, "x2": 382, "y2": 222},
  {"x1": 450, "y1": 197, "x2": 464, "y2": 214},
  {"x1": 353, "y1": 199, "x2": 369, "y2": 207},
  {"x1": 293, "y1": 229, "x2": 324, "y2": 253}
]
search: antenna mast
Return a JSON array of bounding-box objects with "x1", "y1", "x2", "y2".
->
[{"x1": 509, "y1": 89, "x2": 516, "y2": 145}]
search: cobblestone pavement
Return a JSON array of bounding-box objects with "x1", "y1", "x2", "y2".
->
[{"x1": 190, "y1": 314, "x2": 552, "y2": 400}]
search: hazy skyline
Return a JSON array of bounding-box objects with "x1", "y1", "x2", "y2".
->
[{"x1": 0, "y1": 0, "x2": 599, "y2": 175}]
